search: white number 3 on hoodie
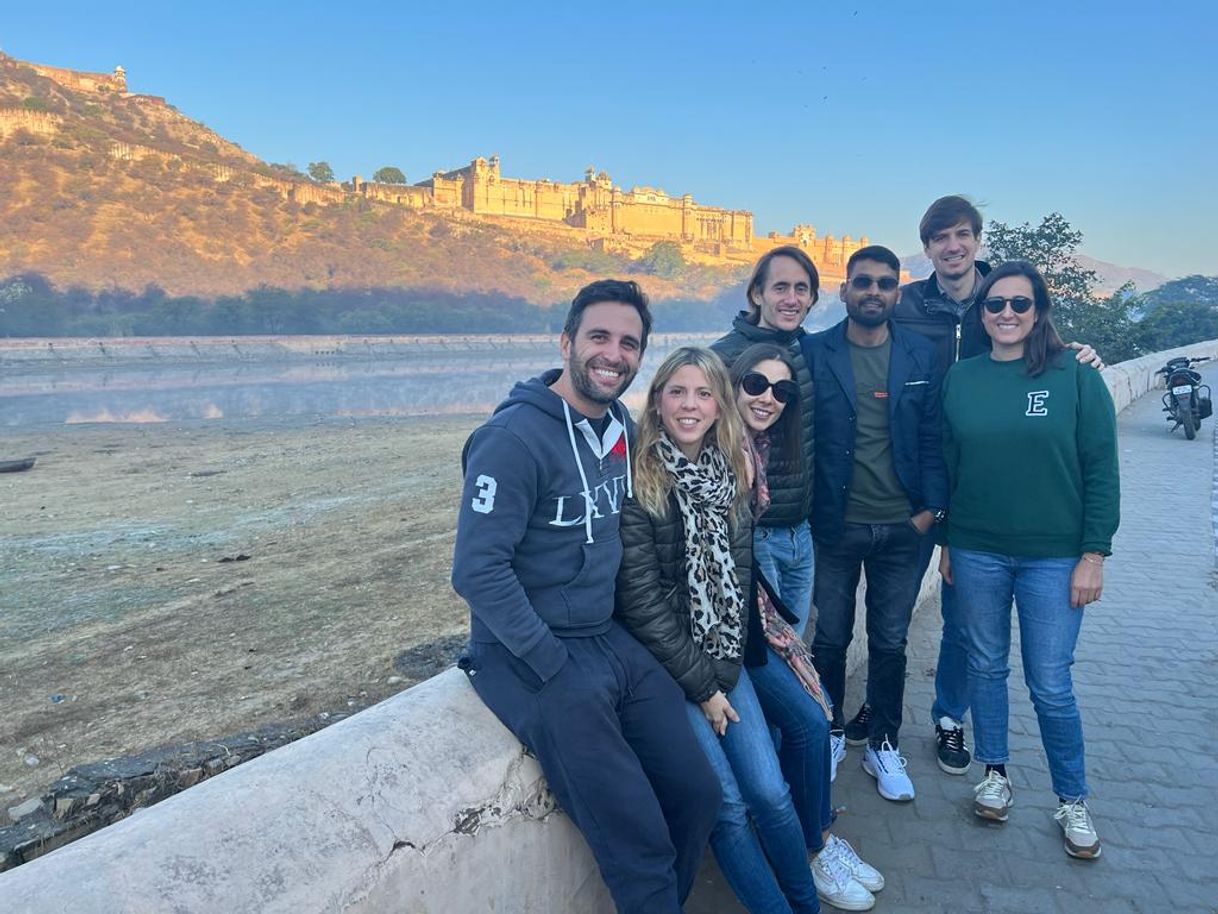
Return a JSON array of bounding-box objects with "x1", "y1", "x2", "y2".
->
[{"x1": 471, "y1": 475, "x2": 498, "y2": 514}]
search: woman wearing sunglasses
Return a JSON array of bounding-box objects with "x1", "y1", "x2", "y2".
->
[
  {"x1": 616, "y1": 346, "x2": 882, "y2": 913},
  {"x1": 938, "y1": 261, "x2": 1119, "y2": 859}
]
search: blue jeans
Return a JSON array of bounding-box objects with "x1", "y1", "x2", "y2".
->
[
  {"x1": 915, "y1": 533, "x2": 970, "y2": 724},
  {"x1": 754, "y1": 521, "x2": 815, "y2": 637},
  {"x1": 811, "y1": 521, "x2": 923, "y2": 746},
  {"x1": 749, "y1": 647, "x2": 835, "y2": 854},
  {"x1": 951, "y1": 548, "x2": 1088, "y2": 800},
  {"x1": 686, "y1": 668, "x2": 821, "y2": 914}
]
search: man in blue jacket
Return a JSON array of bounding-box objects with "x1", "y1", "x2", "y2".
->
[
  {"x1": 452, "y1": 279, "x2": 720, "y2": 913},
  {"x1": 803, "y1": 245, "x2": 948, "y2": 803}
]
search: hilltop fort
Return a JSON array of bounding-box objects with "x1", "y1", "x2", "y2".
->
[
  {"x1": 0, "y1": 54, "x2": 881, "y2": 297},
  {"x1": 355, "y1": 154, "x2": 869, "y2": 273}
]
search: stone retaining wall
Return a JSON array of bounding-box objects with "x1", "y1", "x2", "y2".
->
[{"x1": 1, "y1": 340, "x2": 1214, "y2": 913}]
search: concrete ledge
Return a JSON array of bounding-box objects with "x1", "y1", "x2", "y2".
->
[
  {"x1": 1100, "y1": 338, "x2": 1218, "y2": 414},
  {"x1": 0, "y1": 669, "x2": 612, "y2": 913},
  {"x1": 3, "y1": 340, "x2": 1215, "y2": 912}
]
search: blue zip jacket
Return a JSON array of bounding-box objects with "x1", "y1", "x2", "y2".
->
[{"x1": 801, "y1": 319, "x2": 948, "y2": 542}]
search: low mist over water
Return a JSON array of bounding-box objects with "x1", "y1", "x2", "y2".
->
[{"x1": 0, "y1": 334, "x2": 721, "y2": 428}]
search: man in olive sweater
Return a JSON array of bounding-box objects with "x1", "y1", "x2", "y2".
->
[{"x1": 803, "y1": 245, "x2": 948, "y2": 803}]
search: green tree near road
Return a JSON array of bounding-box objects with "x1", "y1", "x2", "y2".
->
[
  {"x1": 307, "y1": 161, "x2": 336, "y2": 184},
  {"x1": 372, "y1": 166, "x2": 407, "y2": 184},
  {"x1": 1137, "y1": 299, "x2": 1218, "y2": 351},
  {"x1": 984, "y1": 212, "x2": 1142, "y2": 363}
]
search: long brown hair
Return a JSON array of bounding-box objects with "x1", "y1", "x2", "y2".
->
[
  {"x1": 728, "y1": 343, "x2": 800, "y2": 462},
  {"x1": 632, "y1": 347, "x2": 751, "y2": 520},
  {"x1": 975, "y1": 260, "x2": 1065, "y2": 378}
]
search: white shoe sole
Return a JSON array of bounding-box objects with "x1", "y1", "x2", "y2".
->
[
  {"x1": 861, "y1": 756, "x2": 914, "y2": 802},
  {"x1": 816, "y1": 887, "x2": 876, "y2": 912}
]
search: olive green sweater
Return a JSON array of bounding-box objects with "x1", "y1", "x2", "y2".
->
[{"x1": 942, "y1": 354, "x2": 1120, "y2": 557}]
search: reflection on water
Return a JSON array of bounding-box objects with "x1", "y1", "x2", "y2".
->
[
  {"x1": 0, "y1": 335, "x2": 719, "y2": 427},
  {"x1": 65, "y1": 407, "x2": 169, "y2": 424}
]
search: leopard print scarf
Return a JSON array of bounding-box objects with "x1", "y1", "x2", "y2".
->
[{"x1": 657, "y1": 433, "x2": 745, "y2": 661}]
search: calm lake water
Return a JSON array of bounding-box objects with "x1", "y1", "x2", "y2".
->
[{"x1": 0, "y1": 334, "x2": 724, "y2": 428}]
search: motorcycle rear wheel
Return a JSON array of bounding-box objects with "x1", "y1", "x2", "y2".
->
[{"x1": 1182, "y1": 408, "x2": 1197, "y2": 440}]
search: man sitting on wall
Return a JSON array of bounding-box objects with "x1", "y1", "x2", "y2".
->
[{"x1": 452, "y1": 279, "x2": 721, "y2": 914}]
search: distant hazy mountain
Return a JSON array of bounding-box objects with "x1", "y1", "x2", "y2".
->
[
  {"x1": 1075, "y1": 256, "x2": 1169, "y2": 295},
  {"x1": 1140, "y1": 275, "x2": 1218, "y2": 307},
  {"x1": 900, "y1": 252, "x2": 1169, "y2": 296}
]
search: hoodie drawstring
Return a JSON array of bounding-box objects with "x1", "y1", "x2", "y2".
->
[
  {"x1": 561, "y1": 400, "x2": 596, "y2": 544},
  {"x1": 616, "y1": 403, "x2": 633, "y2": 498}
]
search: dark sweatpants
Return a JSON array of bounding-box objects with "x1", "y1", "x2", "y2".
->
[{"x1": 463, "y1": 621, "x2": 721, "y2": 913}]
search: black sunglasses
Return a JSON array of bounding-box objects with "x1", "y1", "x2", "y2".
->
[
  {"x1": 982, "y1": 295, "x2": 1034, "y2": 314},
  {"x1": 741, "y1": 372, "x2": 798, "y2": 403},
  {"x1": 849, "y1": 275, "x2": 900, "y2": 292}
]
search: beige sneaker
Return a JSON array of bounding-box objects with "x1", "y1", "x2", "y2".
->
[
  {"x1": 1054, "y1": 799, "x2": 1101, "y2": 859},
  {"x1": 973, "y1": 770, "x2": 1014, "y2": 822}
]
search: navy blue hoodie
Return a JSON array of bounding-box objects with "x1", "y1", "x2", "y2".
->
[{"x1": 451, "y1": 369, "x2": 635, "y2": 684}]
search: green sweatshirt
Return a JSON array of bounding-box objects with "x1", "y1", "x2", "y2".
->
[{"x1": 942, "y1": 353, "x2": 1120, "y2": 557}]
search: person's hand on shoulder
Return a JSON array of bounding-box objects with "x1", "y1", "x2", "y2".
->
[{"x1": 1068, "y1": 341, "x2": 1105, "y2": 370}]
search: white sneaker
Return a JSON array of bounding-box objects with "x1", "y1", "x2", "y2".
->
[
  {"x1": 820, "y1": 833, "x2": 884, "y2": 892},
  {"x1": 862, "y1": 739, "x2": 915, "y2": 801},
  {"x1": 1054, "y1": 799, "x2": 1101, "y2": 859},
  {"x1": 973, "y1": 770, "x2": 1014, "y2": 822},
  {"x1": 812, "y1": 844, "x2": 875, "y2": 911},
  {"x1": 830, "y1": 730, "x2": 846, "y2": 782}
]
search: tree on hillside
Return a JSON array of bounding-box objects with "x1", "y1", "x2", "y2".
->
[
  {"x1": 307, "y1": 161, "x2": 336, "y2": 184},
  {"x1": 372, "y1": 166, "x2": 407, "y2": 184},
  {"x1": 1135, "y1": 299, "x2": 1218, "y2": 351},
  {"x1": 984, "y1": 212, "x2": 1142, "y2": 363},
  {"x1": 1141, "y1": 274, "x2": 1218, "y2": 308},
  {"x1": 640, "y1": 241, "x2": 685, "y2": 279},
  {"x1": 267, "y1": 162, "x2": 306, "y2": 180}
]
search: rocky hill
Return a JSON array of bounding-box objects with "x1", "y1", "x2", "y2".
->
[{"x1": 0, "y1": 54, "x2": 740, "y2": 305}]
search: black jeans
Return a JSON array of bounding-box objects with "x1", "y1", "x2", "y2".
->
[{"x1": 811, "y1": 521, "x2": 925, "y2": 747}]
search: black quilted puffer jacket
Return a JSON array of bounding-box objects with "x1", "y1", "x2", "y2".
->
[
  {"x1": 711, "y1": 315, "x2": 814, "y2": 528},
  {"x1": 614, "y1": 491, "x2": 761, "y2": 704}
]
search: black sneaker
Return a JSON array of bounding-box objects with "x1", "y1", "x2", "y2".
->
[
  {"x1": 935, "y1": 716, "x2": 972, "y2": 774},
  {"x1": 844, "y1": 704, "x2": 871, "y2": 746}
]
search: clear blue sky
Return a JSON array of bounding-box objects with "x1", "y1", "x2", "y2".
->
[{"x1": 5, "y1": 0, "x2": 1216, "y2": 278}]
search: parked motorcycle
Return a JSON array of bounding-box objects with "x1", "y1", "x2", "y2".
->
[{"x1": 1156, "y1": 356, "x2": 1212, "y2": 440}]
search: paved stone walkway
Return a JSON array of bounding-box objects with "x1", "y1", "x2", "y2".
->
[{"x1": 690, "y1": 368, "x2": 1218, "y2": 914}]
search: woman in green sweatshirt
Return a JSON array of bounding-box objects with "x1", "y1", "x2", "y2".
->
[{"x1": 939, "y1": 260, "x2": 1119, "y2": 861}]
